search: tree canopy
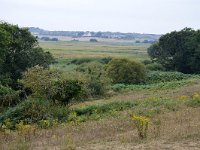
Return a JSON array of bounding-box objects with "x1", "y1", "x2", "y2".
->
[
  {"x1": 0, "y1": 22, "x2": 54, "y2": 87},
  {"x1": 148, "y1": 28, "x2": 200, "y2": 73}
]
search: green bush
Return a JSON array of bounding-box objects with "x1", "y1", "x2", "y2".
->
[
  {"x1": 0, "y1": 98, "x2": 69, "y2": 127},
  {"x1": 142, "y1": 60, "x2": 152, "y2": 65},
  {"x1": 106, "y1": 58, "x2": 146, "y2": 84},
  {"x1": 20, "y1": 66, "x2": 86, "y2": 105},
  {"x1": 0, "y1": 85, "x2": 20, "y2": 107},
  {"x1": 49, "y1": 79, "x2": 84, "y2": 105},
  {"x1": 77, "y1": 62, "x2": 111, "y2": 97},
  {"x1": 146, "y1": 63, "x2": 165, "y2": 71},
  {"x1": 98, "y1": 57, "x2": 112, "y2": 64},
  {"x1": 73, "y1": 101, "x2": 138, "y2": 116},
  {"x1": 146, "y1": 71, "x2": 191, "y2": 84}
]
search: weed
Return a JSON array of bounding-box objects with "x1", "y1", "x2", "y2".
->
[{"x1": 132, "y1": 115, "x2": 150, "y2": 139}]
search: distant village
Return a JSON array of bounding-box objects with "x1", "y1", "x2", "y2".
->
[{"x1": 29, "y1": 27, "x2": 160, "y2": 43}]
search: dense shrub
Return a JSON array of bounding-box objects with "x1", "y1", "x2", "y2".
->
[
  {"x1": 106, "y1": 58, "x2": 146, "y2": 84},
  {"x1": 49, "y1": 79, "x2": 84, "y2": 105},
  {"x1": 0, "y1": 98, "x2": 69, "y2": 127},
  {"x1": 146, "y1": 63, "x2": 165, "y2": 71},
  {"x1": 20, "y1": 66, "x2": 86, "y2": 105},
  {"x1": 76, "y1": 62, "x2": 111, "y2": 97},
  {"x1": 70, "y1": 58, "x2": 94, "y2": 65},
  {"x1": 0, "y1": 85, "x2": 20, "y2": 107},
  {"x1": 142, "y1": 60, "x2": 152, "y2": 65},
  {"x1": 98, "y1": 57, "x2": 112, "y2": 64},
  {"x1": 146, "y1": 71, "x2": 191, "y2": 84}
]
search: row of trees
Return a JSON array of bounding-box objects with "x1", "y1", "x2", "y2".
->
[{"x1": 148, "y1": 28, "x2": 200, "y2": 74}]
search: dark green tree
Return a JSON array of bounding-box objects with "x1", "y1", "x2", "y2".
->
[
  {"x1": 0, "y1": 22, "x2": 54, "y2": 87},
  {"x1": 148, "y1": 28, "x2": 200, "y2": 73}
]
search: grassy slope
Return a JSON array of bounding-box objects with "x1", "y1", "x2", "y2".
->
[{"x1": 1, "y1": 40, "x2": 200, "y2": 149}]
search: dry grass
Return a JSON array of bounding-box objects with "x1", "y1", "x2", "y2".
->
[
  {"x1": 1, "y1": 107, "x2": 200, "y2": 150},
  {"x1": 1, "y1": 78, "x2": 200, "y2": 149}
]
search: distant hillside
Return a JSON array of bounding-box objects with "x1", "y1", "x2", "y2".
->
[{"x1": 29, "y1": 27, "x2": 161, "y2": 41}]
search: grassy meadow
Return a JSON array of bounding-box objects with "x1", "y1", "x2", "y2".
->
[
  {"x1": 1, "y1": 39, "x2": 200, "y2": 149},
  {"x1": 40, "y1": 40, "x2": 150, "y2": 60}
]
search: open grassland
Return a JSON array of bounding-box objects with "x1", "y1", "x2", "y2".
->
[{"x1": 40, "y1": 40, "x2": 150, "y2": 61}]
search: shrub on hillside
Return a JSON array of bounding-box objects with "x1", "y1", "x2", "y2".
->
[
  {"x1": 76, "y1": 62, "x2": 111, "y2": 97},
  {"x1": 146, "y1": 71, "x2": 191, "y2": 84},
  {"x1": 146, "y1": 63, "x2": 165, "y2": 71},
  {"x1": 0, "y1": 98, "x2": 69, "y2": 128},
  {"x1": 49, "y1": 79, "x2": 84, "y2": 105},
  {"x1": 0, "y1": 85, "x2": 20, "y2": 107},
  {"x1": 20, "y1": 66, "x2": 86, "y2": 105},
  {"x1": 106, "y1": 58, "x2": 146, "y2": 84}
]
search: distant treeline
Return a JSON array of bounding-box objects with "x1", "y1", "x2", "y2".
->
[
  {"x1": 40, "y1": 37, "x2": 58, "y2": 41},
  {"x1": 29, "y1": 27, "x2": 161, "y2": 40}
]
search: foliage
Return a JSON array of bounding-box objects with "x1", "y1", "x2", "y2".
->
[
  {"x1": 76, "y1": 62, "x2": 111, "y2": 97},
  {"x1": 69, "y1": 57, "x2": 112, "y2": 65},
  {"x1": 0, "y1": 22, "x2": 54, "y2": 87},
  {"x1": 0, "y1": 85, "x2": 20, "y2": 107},
  {"x1": 142, "y1": 59, "x2": 152, "y2": 65},
  {"x1": 49, "y1": 79, "x2": 84, "y2": 105},
  {"x1": 20, "y1": 66, "x2": 86, "y2": 105},
  {"x1": 112, "y1": 77, "x2": 194, "y2": 92},
  {"x1": 186, "y1": 92, "x2": 200, "y2": 107},
  {"x1": 148, "y1": 28, "x2": 200, "y2": 73},
  {"x1": 40, "y1": 37, "x2": 58, "y2": 41},
  {"x1": 106, "y1": 58, "x2": 146, "y2": 84},
  {"x1": 0, "y1": 98, "x2": 69, "y2": 129},
  {"x1": 146, "y1": 63, "x2": 165, "y2": 71},
  {"x1": 146, "y1": 71, "x2": 191, "y2": 84},
  {"x1": 73, "y1": 101, "x2": 139, "y2": 119},
  {"x1": 90, "y1": 39, "x2": 98, "y2": 42},
  {"x1": 70, "y1": 58, "x2": 94, "y2": 65},
  {"x1": 38, "y1": 119, "x2": 58, "y2": 129},
  {"x1": 0, "y1": 98, "x2": 50, "y2": 126},
  {"x1": 20, "y1": 66, "x2": 60, "y2": 98},
  {"x1": 132, "y1": 115, "x2": 149, "y2": 139}
]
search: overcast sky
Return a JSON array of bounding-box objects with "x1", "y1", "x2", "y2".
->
[{"x1": 0, "y1": 0, "x2": 199, "y2": 34}]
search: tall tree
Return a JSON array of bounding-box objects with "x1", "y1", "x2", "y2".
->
[
  {"x1": 0, "y1": 22, "x2": 54, "y2": 87},
  {"x1": 148, "y1": 28, "x2": 200, "y2": 73}
]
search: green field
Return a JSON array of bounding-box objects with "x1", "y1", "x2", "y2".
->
[{"x1": 40, "y1": 40, "x2": 150, "y2": 61}]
